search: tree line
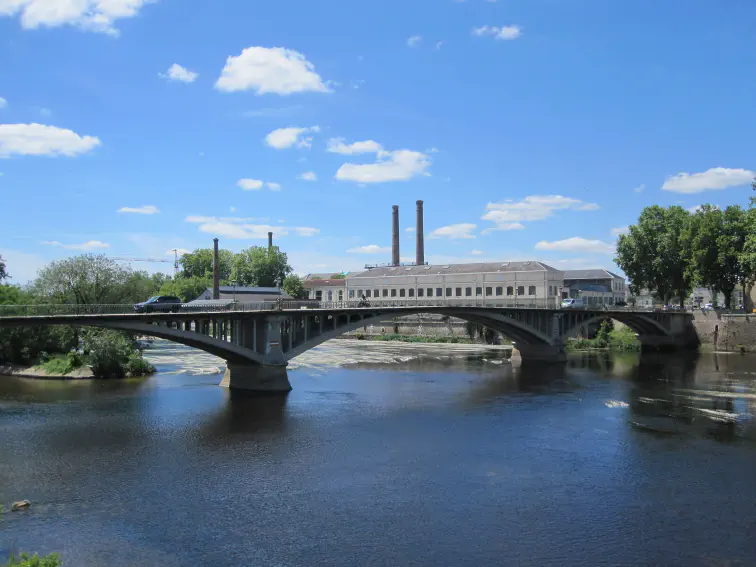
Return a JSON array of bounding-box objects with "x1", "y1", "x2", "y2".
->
[{"x1": 616, "y1": 182, "x2": 756, "y2": 309}]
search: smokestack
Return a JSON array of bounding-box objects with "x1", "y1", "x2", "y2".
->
[
  {"x1": 212, "y1": 238, "x2": 220, "y2": 300},
  {"x1": 416, "y1": 200, "x2": 424, "y2": 266},
  {"x1": 392, "y1": 205, "x2": 400, "y2": 266},
  {"x1": 268, "y1": 231, "x2": 273, "y2": 252}
]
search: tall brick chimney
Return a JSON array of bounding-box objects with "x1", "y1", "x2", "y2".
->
[
  {"x1": 416, "y1": 200, "x2": 424, "y2": 265},
  {"x1": 212, "y1": 238, "x2": 220, "y2": 300},
  {"x1": 268, "y1": 231, "x2": 273, "y2": 252},
  {"x1": 392, "y1": 205, "x2": 400, "y2": 266}
]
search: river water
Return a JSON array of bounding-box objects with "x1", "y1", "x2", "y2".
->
[{"x1": 1, "y1": 340, "x2": 756, "y2": 566}]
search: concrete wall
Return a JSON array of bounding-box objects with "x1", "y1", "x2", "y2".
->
[{"x1": 692, "y1": 311, "x2": 756, "y2": 352}]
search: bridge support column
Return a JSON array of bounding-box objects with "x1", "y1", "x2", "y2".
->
[
  {"x1": 220, "y1": 363, "x2": 291, "y2": 393},
  {"x1": 513, "y1": 342, "x2": 567, "y2": 362}
]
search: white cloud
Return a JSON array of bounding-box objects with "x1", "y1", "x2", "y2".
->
[
  {"x1": 298, "y1": 171, "x2": 317, "y2": 181},
  {"x1": 41, "y1": 240, "x2": 110, "y2": 251},
  {"x1": 347, "y1": 244, "x2": 390, "y2": 254},
  {"x1": 117, "y1": 205, "x2": 160, "y2": 215},
  {"x1": 429, "y1": 223, "x2": 476, "y2": 240},
  {"x1": 611, "y1": 226, "x2": 629, "y2": 237},
  {"x1": 265, "y1": 126, "x2": 320, "y2": 149},
  {"x1": 435, "y1": 41, "x2": 445, "y2": 50},
  {"x1": 0, "y1": 0, "x2": 154, "y2": 36},
  {"x1": 481, "y1": 195, "x2": 599, "y2": 230},
  {"x1": 535, "y1": 237, "x2": 615, "y2": 254},
  {"x1": 0, "y1": 97, "x2": 6, "y2": 108},
  {"x1": 326, "y1": 137, "x2": 383, "y2": 155},
  {"x1": 470, "y1": 249, "x2": 484, "y2": 255},
  {"x1": 229, "y1": 206, "x2": 236, "y2": 212},
  {"x1": 633, "y1": 183, "x2": 645, "y2": 193},
  {"x1": 481, "y1": 222, "x2": 525, "y2": 234},
  {"x1": 0, "y1": 123, "x2": 100, "y2": 157},
  {"x1": 185, "y1": 216, "x2": 318, "y2": 240},
  {"x1": 237, "y1": 178, "x2": 281, "y2": 191},
  {"x1": 336, "y1": 149, "x2": 431, "y2": 183},
  {"x1": 160, "y1": 63, "x2": 198, "y2": 83},
  {"x1": 472, "y1": 25, "x2": 522, "y2": 40},
  {"x1": 407, "y1": 35, "x2": 422, "y2": 47},
  {"x1": 237, "y1": 178, "x2": 263, "y2": 190},
  {"x1": 661, "y1": 167, "x2": 755, "y2": 194},
  {"x1": 214, "y1": 46, "x2": 329, "y2": 95},
  {"x1": 405, "y1": 227, "x2": 415, "y2": 233}
]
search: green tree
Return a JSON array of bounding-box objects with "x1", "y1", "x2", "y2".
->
[
  {"x1": 180, "y1": 248, "x2": 234, "y2": 281},
  {"x1": 615, "y1": 205, "x2": 693, "y2": 307},
  {"x1": 0, "y1": 284, "x2": 27, "y2": 305},
  {"x1": 32, "y1": 255, "x2": 133, "y2": 305},
  {"x1": 158, "y1": 276, "x2": 212, "y2": 302},
  {"x1": 0, "y1": 255, "x2": 7, "y2": 282},
  {"x1": 232, "y1": 246, "x2": 292, "y2": 287},
  {"x1": 282, "y1": 274, "x2": 306, "y2": 299},
  {"x1": 3, "y1": 552, "x2": 62, "y2": 567},
  {"x1": 122, "y1": 271, "x2": 172, "y2": 303}
]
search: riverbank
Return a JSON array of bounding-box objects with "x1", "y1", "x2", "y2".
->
[{"x1": 0, "y1": 362, "x2": 95, "y2": 380}]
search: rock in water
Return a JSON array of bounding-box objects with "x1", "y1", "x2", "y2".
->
[{"x1": 11, "y1": 500, "x2": 30, "y2": 511}]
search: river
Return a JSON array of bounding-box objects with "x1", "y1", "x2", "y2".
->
[{"x1": 1, "y1": 340, "x2": 755, "y2": 566}]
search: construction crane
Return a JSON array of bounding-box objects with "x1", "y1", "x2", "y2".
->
[{"x1": 107, "y1": 249, "x2": 180, "y2": 276}]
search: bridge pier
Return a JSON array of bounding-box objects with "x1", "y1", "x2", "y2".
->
[
  {"x1": 220, "y1": 363, "x2": 292, "y2": 393},
  {"x1": 513, "y1": 343, "x2": 567, "y2": 362}
]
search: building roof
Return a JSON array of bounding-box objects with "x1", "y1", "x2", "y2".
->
[
  {"x1": 348, "y1": 261, "x2": 561, "y2": 279},
  {"x1": 303, "y1": 279, "x2": 346, "y2": 287},
  {"x1": 186, "y1": 299, "x2": 235, "y2": 307},
  {"x1": 563, "y1": 269, "x2": 624, "y2": 280},
  {"x1": 216, "y1": 286, "x2": 281, "y2": 294}
]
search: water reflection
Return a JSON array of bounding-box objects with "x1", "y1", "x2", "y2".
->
[{"x1": 197, "y1": 390, "x2": 289, "y2": 443}]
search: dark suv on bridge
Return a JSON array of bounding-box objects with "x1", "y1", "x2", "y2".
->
[{"x1": 133, "y1": 296, "x2": 183, "y2": 313}]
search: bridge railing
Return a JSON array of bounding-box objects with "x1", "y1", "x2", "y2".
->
[{"x1": 0, "y1": 300, "x2": 676, "y2": 318}]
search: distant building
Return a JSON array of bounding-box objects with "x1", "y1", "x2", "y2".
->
[
  {"x1": 562, "y1": 269, "x2": 627, "y2": 306},
  {"x1": 193, "y1": 286, "x2": 291, "y2": 303},
  {"x1": 303, "y1": 279, "x2": 346, "y2": 302}
]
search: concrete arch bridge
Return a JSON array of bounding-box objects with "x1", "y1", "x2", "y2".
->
[{"x1": 0, "y1": 303, "x2": 699, "y2": 392}]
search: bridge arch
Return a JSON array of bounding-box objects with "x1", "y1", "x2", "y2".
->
[{"x1": 561, "y1": 313, "x2": 670, "y2": 340}]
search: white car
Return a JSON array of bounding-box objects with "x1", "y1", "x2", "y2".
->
[{"x1": 561, "y1": 298, "x2": 584, "y2": 309}]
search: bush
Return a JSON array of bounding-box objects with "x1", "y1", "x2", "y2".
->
[
  {"x1": 81, "y1": 329, "x2": 155, "y2": 378},
  {"x1": 2, "y1": 553, "x2": 62, "y2": 567}
]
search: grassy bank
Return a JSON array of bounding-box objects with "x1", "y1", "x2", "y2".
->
[{"x1": 565, "y1": 322, "x2": 640, "y2": 352}]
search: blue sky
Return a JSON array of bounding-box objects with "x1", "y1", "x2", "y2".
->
[{"x1": 1, "y1": 0, "x2": 755, "y2": 283}]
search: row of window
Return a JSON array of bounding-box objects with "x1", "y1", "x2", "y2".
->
[{"x1": 343, "y1": 286, "x2": 540, "y2": 299}]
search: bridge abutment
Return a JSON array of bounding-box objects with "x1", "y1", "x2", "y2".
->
[
  {"x1": 513, "y1": 342, "x2": 567, "y2": 362},
  {"x1": 220, "y1": 363, "x2": 292, "y2": 393}
]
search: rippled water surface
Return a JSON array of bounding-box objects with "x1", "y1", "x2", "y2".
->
[{"x1": 1, "y1": 340, "x2": 756, "y2": 566}]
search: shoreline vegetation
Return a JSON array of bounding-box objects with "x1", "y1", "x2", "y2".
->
[{"x1": 565, "y1": 321, "x2": 640, "y2": 352}]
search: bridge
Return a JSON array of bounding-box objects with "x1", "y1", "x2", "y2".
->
[{"x1": 0, "y1": 301, "x2": 699, "y2": 392}]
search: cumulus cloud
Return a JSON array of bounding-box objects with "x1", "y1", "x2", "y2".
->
[
  {"x1": 41, "y1": 240, "x2": 110, "y2": 251},
  {"x1": 611, "y1": 226, "x2": 629, "y2": 237},
  {"x1": 237, "y1": 178, "x2": 281, "y2": 191},
  {"x1": 265, "y1": 126, "x2": 320, "y2": 149},
  {"x1": 214, "y1": 46, "x2": 329, "y2": 95},
  {"x1": 0, "y1": 0, "x2": 155, "y2": 36},
  {"x1": 0, "y1": 123, "x2": 100, "y2": 157},
  {"x1": 535, "y1": 237, "x2": 615, "y2": 254},
  {"x1": 429, "y1": 223, "x2": 477, "y2": 239},
  {"x1": 117, "y1": 205, "x2": 160, "y2": 214},
  {"x1": 298, "y1": 171, "x2": 317, "y2": 181},
  {"x1": 405, "y1": 227, "x2": 415, "y2": 233},
  {"x1": 470, "y1": 249, "x2": 484, "y2": 255},
  {"x1": 407, "y1": 35, "x2": 422, "y2": 47},
  {"x1": 185, "y1": 216, "x2": 318, "y2": 240},
  {"x1": 481, "y1": 195, "x2": 599, "y2": 231},
  {"x1": 160, "y1": 63, "x2": 198, "y2": 83},
  {"x1": 472, "y1": 25, "x2": 522, "y2": 40},
  {"x1": 346, "y1": 244, "x2": 391, "y2": 254},
  {"x1": 336, "y1": 149, "x2": 431, "y2": 183},
  {"x1": 633, "y1": 184, "x2": 645, "y2": 193},
  {"x1": 326, "y1": 138, "x2": 383, "y2": 155},
  {"x1": 661, "y1": 167, "x2": 755, "y2": 194}
]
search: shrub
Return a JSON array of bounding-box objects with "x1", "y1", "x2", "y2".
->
[
  {"x1": 81, "y1": 329, "x2": 154, "y2": 378},
  {"x1": 3, "y1": 553, "x2": 62, "y2": 567}
]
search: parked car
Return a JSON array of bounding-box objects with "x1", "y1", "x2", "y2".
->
[
  {"x1": 133, "y1": 295, "x2": 183, "y2": 313},
  {"x1": 561, "y1": 298, "x2": 584, "y2": 309}
]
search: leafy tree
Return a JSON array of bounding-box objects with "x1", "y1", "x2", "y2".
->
[
  {"x1": 0, "y1": 284, "x2": 28, "y2": 305},
  {"x1": 615, "y1": 205, "x2": 693, "y2": 307},
  {"x1": 0, "y1": 255, "x2": 7, "y2": 282},
  {"x1": 232, "y1": 246, "x2": 292, "y2": 287},
  {"x1": 80, "y1": 329, "x2": 154, "y2": 378},
  {"x1": 122, "y1": 271, "x2": 172, "y2": 303},
  {"x1": 282, "y1": 274, "x2": 306, "y2": 299},
  {"x1": 32, "y1": 255, "x2": 133, "y2": 305},
  {"x1": 158, "y1": 276, "x2": 212, "y2": 303},
  {"x1": 330, "y1": 273, "x2": 346, "y2": 279},
  {"x1": 2, "y1": 552, "x2": 62, "y2": 567},
  {"x1": 180, "y1": 248, "x2": 234, "y2": 281}
]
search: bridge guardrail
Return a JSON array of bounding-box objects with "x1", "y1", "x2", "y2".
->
[{"x1": 0, "y1": 299, "x2": 684, "y2": 318}]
